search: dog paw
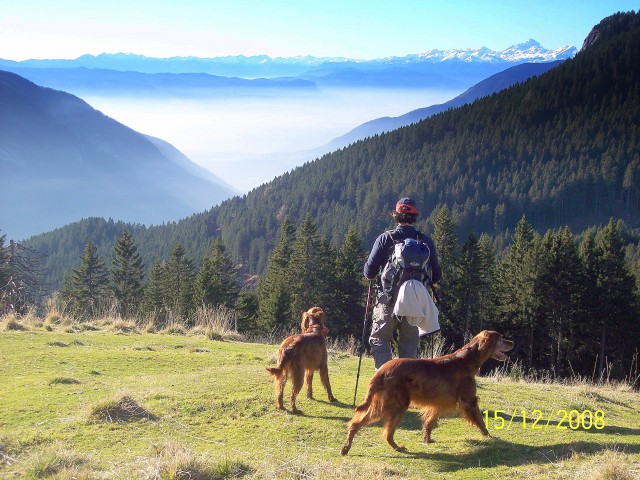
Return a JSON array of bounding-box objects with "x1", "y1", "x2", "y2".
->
[
  {"x1": 291, "y1": 408, "x2": 303, "y2": 415},
  {"x1": 394, "y1": 445, "x2": 407, "y2": 452},
  {"x1": 340, "y1": 445, "x2": 350, "y2": 456},
  {"x1": 329, "y1": 396, "x2": 338, "y2": 403}
]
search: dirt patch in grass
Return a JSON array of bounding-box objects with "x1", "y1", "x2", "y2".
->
[{"x1": 48, "y1": 377, "x2": 82, "y2": 386}]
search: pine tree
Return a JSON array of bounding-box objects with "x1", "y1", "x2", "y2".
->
[
  {"x1": 432, "y1": 204, "x2": 458, "y2": 337},
  {"x1": 476, "y1": 233, "x2": 499, "y2": 332},
  {"x1": 536, "y1": 227, "x2": 586, "y2": 375},
  {"x1": 332, "y1": 226, "x2": 368, "y2": 338},
  {"x1": 288, "y1": 214, "x2": 323, "y2": 329},
  {"x1": 236, "y1": 289, "x2": 259, "y2": 333},
  {"x1": 497, "y1": 215, "x2": 540, "y2": 369},
  {"x1": 592, "y1": 219, "x2": 639, "y2": 379},
  {"x1": 258, "y1": 217, "x2": 295, "y2": 332},
  {"x1": 66, "y1": 241, "x2": 111, "y2": 319},
  {"x1": 194, "y1": 237, "x2": 239, "y2": 310},
  {"x1": 142, "y1": 260, "x2": 168, "y2": 325},
  {"x1": 164, "y1": 243, "x2": 196, "y2": 324},
  {"x1": 111, "y1": 229, "x2": 145, "y2": 318},
  {"x1": 451, "y1": 233, "x2": 482, "y2": 342},
  {"x1": 315, "y1": 235, "x2": 338, "y2": 322}
]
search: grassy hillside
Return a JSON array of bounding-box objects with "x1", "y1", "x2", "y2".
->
[{"x1": 1, "y1": 320, "x2": 638, "y2": 479}]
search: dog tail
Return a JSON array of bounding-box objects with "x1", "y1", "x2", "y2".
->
[
  {"x1": 266, "y1": 341, "x2": 298, "y2": 378},
  {"x1": 353, "y1": 371, "x2": 385, "y2": 416}
]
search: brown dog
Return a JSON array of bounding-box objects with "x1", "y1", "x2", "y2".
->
[
  {"x1": 266, "y1": 307, "x2": 337, "y2": 413},
  {"x1": 341, "y1": 330, "x2": 513, "y2": 454}
]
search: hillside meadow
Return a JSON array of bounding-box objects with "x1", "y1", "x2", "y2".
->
[{"x1": 0, "y1": 315, "x2": 639, "y2": 479}]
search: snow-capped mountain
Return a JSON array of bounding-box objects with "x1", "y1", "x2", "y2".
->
[
  {"x1": 397, "y1": 40, "x2": 576, "y2": 64},
  {"x1": 0, "y1": 40, "x2": 576, "y2": 77}
]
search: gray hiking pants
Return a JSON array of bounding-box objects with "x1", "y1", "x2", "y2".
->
[{"x1": 369, "y1": 302, "x2": 419, "y2": 369}]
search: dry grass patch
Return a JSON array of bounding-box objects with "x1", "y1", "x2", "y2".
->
[
  {"x1": 88, "y1": 393, "x2": 156, "y2": 423},
  {"x1": 20, "y1": 443, "x2": 92, "y2": 479},
  {"x1": 0, "y1": 314, "x2": 28, "y2": 331},
  {"x1": 0, "y1": 434, "x2": 18, "y2": 467},
  {"x1": 136, "y1": 442, "x2": 252, "y2": 480},
  {"x1": 109, "y1": 319, "x2": 138, "y2": 334},
  {"x1": 581, "y1": 449, "x2": 639, "y2": 480},
  {"x1": 161, "y1": 323, "x2": 187, "y2": 335}
]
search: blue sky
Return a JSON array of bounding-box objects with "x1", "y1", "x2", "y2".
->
[{"x1": 0, "y1": 0, "x2": 638, "y2": 60}]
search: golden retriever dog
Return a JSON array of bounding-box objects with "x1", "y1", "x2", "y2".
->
[
  {"x1": 266, "y1": 307, "x2": 337, "y2": 413},
  {"x1": 341, "y1": 330, "x2": 513, "y2": 455}
]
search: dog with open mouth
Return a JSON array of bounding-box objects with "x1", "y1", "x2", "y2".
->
[{"x1": 341, "y1": 330, "x2": 514, "y2": 454}]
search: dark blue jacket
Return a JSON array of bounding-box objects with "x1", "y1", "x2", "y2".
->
[{"x1": 363, "y1": 224, "x2": 441, "y2": 284}]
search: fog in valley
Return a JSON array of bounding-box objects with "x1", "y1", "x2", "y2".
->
[{"x1": 84, "y1": 86, "x2": 461, "y2": 192}]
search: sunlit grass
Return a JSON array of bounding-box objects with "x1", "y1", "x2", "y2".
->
[{"x1": 1, "y1": 319, "x2": 638, "y2": 479}]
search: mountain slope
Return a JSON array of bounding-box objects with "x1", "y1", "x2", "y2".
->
[
  {"x1": 206, "y1": 11, "x2": 640, "y2": 271},
  {"x1": 323, "y1": 61, "x2": 563, "y2": 151},
  {"x1": 0, "y1": 70, "x2": 237, "y2": 240},
  {"x1": 24, "y1": 12, "x2": 640, "y2": 285}
]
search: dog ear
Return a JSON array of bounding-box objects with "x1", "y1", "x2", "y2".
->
[{"x1": 301, "y1": 311, "x2": 311, "y2": 332}]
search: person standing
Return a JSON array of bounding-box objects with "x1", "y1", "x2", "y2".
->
[{"x1": 363, "y1": 197, "x2": 441, "y2": 369}]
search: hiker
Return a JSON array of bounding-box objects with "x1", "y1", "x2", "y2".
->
[{"x1": 363, "y1": 197, "x2": 441, "y2": 370}]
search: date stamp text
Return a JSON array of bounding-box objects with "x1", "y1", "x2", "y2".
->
[{"x1": 483, "y1": 409, "x2": 605, "y2": 430}]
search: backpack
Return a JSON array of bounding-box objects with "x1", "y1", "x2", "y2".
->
[{"x1": 379, "y1": 232, "x2": 432, "y2": 305}]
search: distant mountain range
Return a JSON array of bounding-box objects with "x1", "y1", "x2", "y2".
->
[
  {"x1": 0, "y1": 39, "x2": 575, "y2": 75},
  {"x1": 0, "y1": 40, "x2": 576, "y2": 95},
  {"x1": 0, "y1": 70, "x2": 237, "y2": 240}
]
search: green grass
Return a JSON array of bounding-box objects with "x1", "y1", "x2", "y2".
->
[{"x1": 1, "y1": 328, "x2": 639, "y2": 479}]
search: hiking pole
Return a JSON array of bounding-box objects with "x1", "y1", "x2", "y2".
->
[{"x1": 353, "y1": 279, "x2": 374, "y2": 406}]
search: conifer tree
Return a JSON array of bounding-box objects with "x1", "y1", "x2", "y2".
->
[
  {"x1": 258, "y1": 217, "x2": 295, "y2": 332},
  {"x1": 164, "y1": 243, "x2": 196, "y2": 324},
  {"x1": 432, "y1": 204, "x2": 458, "y2": 336},
  {"x1": 592, "y1": 219, "x2": 639, "y2": 379},
  {"x1": 536, "y1": 227, "x2": 586, "y2": 375},
  {"x1": 142, "y1": 260, "x2": 167, "y2": 323},
  {"x1": 451, "y1": 233, "x2": 482, "y2": 341},
  {"x1": 332, "y1": 226, "x2": 368, "y2": 338},
  {"x1": 65, "y1": 241, "x2": 111, "y2": 319},
  {"x1": 288, "y1": 214, "x2": 323, "y2": 329},
  {"x1": 194, "y1": 237, "x2": 239, "y2": 310},
  {"x1": 111, "y1": 229, "x2": 145, "y2": 318},
  {"x1": 315, "y1": 235, "x2": 338, "y2": 321},
  {"x1": 236, "y1": 289, "x2": 259, "y2": 333},
  {"x1": 476, "y1": 233, "x2": 499, "y2": 332},
  {"x1": 497, "y1": 215, "x2": 540, "y2": 369}
]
